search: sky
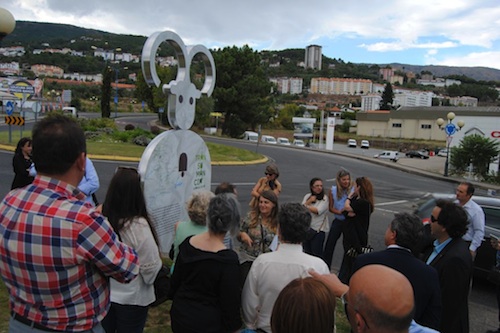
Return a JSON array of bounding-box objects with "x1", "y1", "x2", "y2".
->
[{"x1": 3, "y1": 0, "x2": 500, "y2": 70}]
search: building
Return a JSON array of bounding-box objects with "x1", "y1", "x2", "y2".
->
[
  {"x1": 31, "y1": 64, "x2": 64, "y2": 78},
  {"x1": 0, "y1": 62, "x2": 20, "y2": 75},
  {"x1": 449, "y1": 96, "x2": 478, "y2": 107},
  {"x1": 310, "y1": 77, "x2": 373, "y2": 95},
  {"x1": 270, "y1": 77, "x2": 303, "y2": 95},
  {"x1": 305, "y1": 45, "x2": 322, "y2": 70}
]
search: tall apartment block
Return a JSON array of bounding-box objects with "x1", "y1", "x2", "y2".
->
[{"x1": 305, "y1": 45, "x2": 322, "y2": 70}]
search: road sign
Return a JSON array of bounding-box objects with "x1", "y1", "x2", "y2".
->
[
  {"x1": 444, "y1": 123, "x2": 457, "y2": 136},
  {"x1": 210, "y1": 112, "x2": 222, "y2": 117},
  {"x1": 5, "y1": 101, "x2": 14, "y2": 115},
  {"x1": 9, "y1": 80, "x2": 35, "y2": 100},
  {"x1": 5, "y1": 116, "x2": 25, "y2": 126}
]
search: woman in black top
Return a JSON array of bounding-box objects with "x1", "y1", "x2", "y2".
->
[
  {"x1": 339, "y1": 176, "x2": 374, "y2": 284},
  {"x1": 169, "y1": 193, "x2": 242, "y2": 333},
  {"x1": 11, "y1": 137, "x2": 34, "y2": 190}
]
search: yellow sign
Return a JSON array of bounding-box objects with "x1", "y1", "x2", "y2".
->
[
  {"x1": 210, "y1": 112, "x2": 222, "y2": 117},
  {"x1": 5, "y1": 116, "x2": 25, "y2": 126}
]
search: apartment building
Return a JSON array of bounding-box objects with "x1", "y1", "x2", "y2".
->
[
  {"x1": 305, "y1": 45, "x2": 322, "y2": 70},
  {"x1": 310, "y1": 77, "x2": 373, "y2": 95}
]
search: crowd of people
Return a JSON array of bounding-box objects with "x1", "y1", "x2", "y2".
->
[{"x1": 0, "y1": 115, "x2": 493, "y2": 333}]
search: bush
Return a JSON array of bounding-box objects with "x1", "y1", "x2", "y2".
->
[
  {"x1": 150, "y1": 125, "x2": 161, "y2": 135},
  {"x1": 124, "y1": 124, "x2": 135, "y2": 131}
]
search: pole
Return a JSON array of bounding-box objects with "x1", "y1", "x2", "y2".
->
[
  {"x1": 444, "y1": 137, "x2": 450, "y2": 177},
  {"x1": 114, "y1": 69, "x2": 118, "y2": 118}
]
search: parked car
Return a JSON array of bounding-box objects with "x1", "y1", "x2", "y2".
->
[
  {"x1": 360, "y1": 140, "x2": 370, "y2": 149},
  {"x1": 437, "y1": 149, "x2": 448, "y2": 157},
  {"x1": 293, "y1": 139, "x2": 305, "y2": 147},
  {"x1": 373, "y1": 150, "x2": 399, "y2": 162},
  {"x1": 261, "y1": 135, "x2": 277, "y2": 144},
  {"x1": 243, "y1": 131, "x2": 259, "y2": 142},
  {"x1": 347, "y1": 139, "x2": 357, "y2": 148},
  {"x1": 277, "y1": 137, "x2": 291, "y2": 145},
  {"x1": 414, "y1": 193, "x2": 500, "y2": 280},
  {"x1": 405, "y1": 150, "x2": 429, "y2": 159}
]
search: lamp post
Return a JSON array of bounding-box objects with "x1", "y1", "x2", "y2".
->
[
  {"x1": 0, "y1": 7, "x2": 15, "y2": 42},
  {"x1": 436, "y1": 112, "x2": 465, "y2": 177}
]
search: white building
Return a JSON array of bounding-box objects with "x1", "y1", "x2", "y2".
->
[
  {"x1": 305, "y1": 45, "x2": 322, "y2": 70},
  {"x1": 269, "y1": 77, "x2": 303, "y2": 95},
  {"x1": 310, "y1": 77, "x2": 373, "y2": 95}
]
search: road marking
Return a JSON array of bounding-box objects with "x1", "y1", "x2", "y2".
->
[
  {"x1": 211, "y1": 182, "x2": 255, "y2": 186},
  {"x1": 376, "y1": 200, "x2": 408, "y2": 206},
  {"x1": 376, "y1": 207, "x2": 400, "y2": 214}
]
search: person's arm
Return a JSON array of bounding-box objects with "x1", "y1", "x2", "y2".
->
[
  {"x1": 78, "y1": 158, "x2": 100, "y2": 197},
  {"x1": 129, "y1": 218, "x2": 162, "y2": 285},
  {"x1": 241, "y1": 262, "x2": 260, "y2": 329},
  {"x1": 12, "y1": 154, "x2": 29, "y2": 176},
  {"x1": 77, "y1": 212, "x2": 139, "y2": 283},
  {"x1": 303, "y1": 193, "x2": 319, "y2": 214},
  {"x1": 250, "y1": 178, "x2": 265, "y2": 199},
  {"x1": 272, "y1": 179, "x2": 282, "y2": 196},
  {"x1": 469, "y1": 208, "x2": 485, "y2": 257},
  {"x1": 309, "y1": 269, "x2": 349, "y2": 298}
]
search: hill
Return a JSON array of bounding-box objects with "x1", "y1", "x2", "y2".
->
[{"x1": 3, "y1": 21, "x2": 500, "y2": 82}]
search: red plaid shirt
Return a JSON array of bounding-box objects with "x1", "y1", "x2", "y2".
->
[{"x1": 0, "y1": 175, "x2": 139, "y2": 331}]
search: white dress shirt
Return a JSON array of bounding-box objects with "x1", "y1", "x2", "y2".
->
[
  {"x1": 460, "y1": 199, "x2": 485, "y2": 252},
  {"x1": 242, "y1": 243, "x2": 329, "y2": 332}
]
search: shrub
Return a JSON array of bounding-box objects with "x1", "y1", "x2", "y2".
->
[
  {"x1": 124, "y1": 124, "x2": 135, "y2": 131},
  {"x1": 150, "y1": 125, "x2": 161, "y2": 135}
]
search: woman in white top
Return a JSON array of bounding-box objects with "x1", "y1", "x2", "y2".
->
[
  {"x1": 302, "y1": 177, "x2": 329, "y2": 260},
  {"x1": 101, "y1": 167, "x2": 162, "y2": 333}
]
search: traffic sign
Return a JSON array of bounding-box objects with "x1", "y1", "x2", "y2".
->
[
  {"x1": 5, "y1": 101, "x2": 14, "y2": 115},
  {"x1": 444, "y1": 123, "x2": 457, "y2": 136},
  {"x1": 5, "y1": 116, "x2": 25, "y2": 126}
]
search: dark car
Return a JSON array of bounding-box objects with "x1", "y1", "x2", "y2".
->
[
  {"x1": 414, "y1": 193, "x2": 500, "y2": 280},
  {"x1": 405, "y1": 150, "x2": 429, "y2": 159}
]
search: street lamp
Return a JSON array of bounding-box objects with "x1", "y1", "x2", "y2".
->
[
  {"x1": 0, "y1": 7, "x2": 15, "y2": 42},
  {"x1": 436, "y1": 112, "x2": 465, "y2": 177},
  {"x1": 113, "y1": 66, "x2": 127, "y2": 118}
]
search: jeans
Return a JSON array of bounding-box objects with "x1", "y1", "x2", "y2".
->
[
  {"x1": 323, "y1": 219, "x2": 344, "y2": 269},
  {"x1": 9, "y1": 317, "x2": 104, "y2": 333},
  {"x1": 303, "y1": 231, "x2": 326, "y2": 260},
  {"x1": 101, "y1": 303, "x2": 149, "y2": 333}
]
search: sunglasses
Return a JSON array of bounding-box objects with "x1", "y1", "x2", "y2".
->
[
  {"x1": 430, "y1": 215, "x2": 438, "y2": 223},
  {"x1": 265, "y1": 172, "x2": 274, "y2": 176}
]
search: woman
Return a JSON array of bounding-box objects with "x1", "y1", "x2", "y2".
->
[
  {"x1": 339, "y1": 176, "x2": 374, "y2": 284},
  {"x1": 101, "y1": 167, "x2": 163, "y2": 333},
  {"x1": 323, "y1": 169, "x2": 353, "y2": 269},
  {"x1": 249, "y1": 164, "x2": 281, "y2": 209},
  {"x1": 302, "y1": 177, "x2": 329, "y2": 259},
  {"x1": 11, "y1": 137, "x2": 34, "y2": 190},
  {"x1": 271, "y1": 277, "x2": 336, "y2": 333},
  {"x1": 239, "y1": 190, "x2": 279, "y2": 285},
  {"x1": 169, "y1": 193, "x2": 242, "y2": 333},
  {"x1": 171, "y1": 189, "x2": 215, "y2": 273}
]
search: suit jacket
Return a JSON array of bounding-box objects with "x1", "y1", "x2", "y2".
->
[
  {"x1": 424, "y1": 238, "x2": 473, "y2": 333},
  {"x1": 353, "y1": 247, "x2": 442, "y2": 330}
]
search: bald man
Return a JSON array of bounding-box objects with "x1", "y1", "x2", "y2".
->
[{"x1": 311, "y1": 265, "x2": 438, "y2": 333}]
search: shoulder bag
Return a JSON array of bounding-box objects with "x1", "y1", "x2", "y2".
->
[{"x1": 150, "y1": 264, "x2": 170, "y2": 307}]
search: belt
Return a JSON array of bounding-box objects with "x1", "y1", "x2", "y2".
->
[{"x1": 11, "y1": 312, "x2": 58, "y2": 332}]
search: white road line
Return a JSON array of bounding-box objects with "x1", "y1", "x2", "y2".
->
[
  {"x1": 376, "y1": 207, "x2": 400, "y2": 213},
  {"x1": 376, "y1": 200, "x2": 408, "y2": 206}
]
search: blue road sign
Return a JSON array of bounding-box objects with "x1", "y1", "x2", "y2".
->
[
  {"x1": 5, "y1": 101, "x2": 14, "y2": 116},
  {"x1": 444, "y1": 123, "x2": 457, "y2": 136}
]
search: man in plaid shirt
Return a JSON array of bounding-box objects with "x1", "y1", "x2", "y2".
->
[{"x1": 0, "y1": 115, "x2": 139, "y2": 332}]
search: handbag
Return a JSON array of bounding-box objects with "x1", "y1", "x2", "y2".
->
[
  {"x1": 487, "y1": 266, "x2": 500, "y2": 285},
  {"x1": 346, "y1": 245, "x2": 374, "y2": 258},
  {"x1": 305, "y1": 213, "x2": 328, "y2": 241},
  {"x1": 149, "y1": 265, "x2": 170, "y2": 307}
]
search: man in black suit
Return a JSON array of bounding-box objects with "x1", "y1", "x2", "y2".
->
[
  {"x1": 353, "y1": 212, "x2": 441, "y2": 330},
  {"x1": 424, "y1": 199, "x2": 472, "y2": 333}
]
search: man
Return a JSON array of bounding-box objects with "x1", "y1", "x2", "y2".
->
[
  {"x1": 0, "y1": 115, "x2": 139, "y2": 333},
  {"x1": 456, "y1": 181, "x2": 485, "y2": 258},
  {"x1": 353, "y1": 212, "x2": 441, "y2": 330},
  {"x1": 311, "y1": 265, "x2": 438, "y2": 333},
  {"x1": 242, "y1": 203, "x2": 329, "y2": 333},
  {"x1": 425, "y1": 199, "x2": 473, "y2": 333}
]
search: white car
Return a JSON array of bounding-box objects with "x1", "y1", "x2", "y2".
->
[
  {"x1": 293, "y1": 139, "x2": 305, "y2": 147},
  {"x1": 277, "y1": 137, "x2": 291, "y2": 145},
  {"x1": 437, "y1": 149, "x2": 448, "y2": 157},
  {"x1": 261, "y1": 135, "x2": 277, "y2": 144},
  {"x1": 347, "y1": 139, "x2": 357, "y2": 148},
  {"x1": 374, "y1": 150, "x2": 399, "y2": 162},
  {"x1": 361, "y1": 140, "x2": 370, "y2": 149}
]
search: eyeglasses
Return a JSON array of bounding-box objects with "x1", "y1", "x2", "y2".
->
[
  {"x1": 265, "y1": 172, "x2": 274, "y2": 176},
  {"x1": 341, "y1": 292, "x2": 370, "y2": 329},
  {"x1": 430, "y1": 215, "x2": 438, "y2": 223}
]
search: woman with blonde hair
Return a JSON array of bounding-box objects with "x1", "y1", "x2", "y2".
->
[
  {"x1": 323, "y1": 169, "x2": 353, "y2": 269},
  {"x1": 239, "y1": 190, "x2": 279, "y2": 285},
  {"x1": 271, "y1": 277, "x2": 336, "y2": 333}
]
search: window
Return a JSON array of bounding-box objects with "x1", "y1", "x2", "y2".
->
[
  {"x1": 392, "y1": 123, "x2": 402, "y2": 128},
  {"x1": 421, "y1": 124, "x2": 431, "y2": 129}
]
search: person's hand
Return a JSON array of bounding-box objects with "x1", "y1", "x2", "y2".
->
[
  {"x1": 309, "y1": 269, "x2": 349, "y2": 298},
  {"x1": 470, "y1": 250, "x2": 477, "y2": 260},
  {"x1": 94, "y1": 204, "x2": 103, "y2": 214},
  {"x1": 239, "y1": 232, "x2": 253, "y2": 247}
]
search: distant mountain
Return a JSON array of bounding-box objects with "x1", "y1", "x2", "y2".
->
[{"x1": 4, "y1": 21, "x2": 500, "y2": 82}]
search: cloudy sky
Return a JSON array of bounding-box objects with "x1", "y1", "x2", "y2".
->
[{"x1": 4, "y1": 0, "x2": 500, "y2": 69}]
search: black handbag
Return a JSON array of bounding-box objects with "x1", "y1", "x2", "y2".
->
[
  {"x1": 149, "y1": 265, "x2": 170, "y2": 307},
  {"x1": 487, "y1": 266, "x2": 500, "y2": 285}
]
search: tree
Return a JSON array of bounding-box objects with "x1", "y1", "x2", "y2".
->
[
  {"x1": 213, "y1": 45, "x2": 274, "y2": 138},
  {"x1": 450, "y1": 135, "x2": 500, "y2": 179},
  {"x1": 379, "y1": 83, "x2": 394, "y2": 110},
  {"x1": 101, "y1": 66, "x2": 113, "y2": 118}
]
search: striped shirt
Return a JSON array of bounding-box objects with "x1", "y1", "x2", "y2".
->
[{"x1": 0, "y1": 175, "x2": 139, "y2": 332}]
